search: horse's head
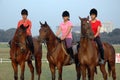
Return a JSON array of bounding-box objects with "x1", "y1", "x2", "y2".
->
[
  {"x1": 15, "y1": 24, "x2": 29, "y2": 52},
  {"x1": 16, "y1": 24, "x2": 29, "y2": 36},
  {"x1": 39, "y1": 21, "x2": 50, "y2": 42},
  {"x1": 79, "y1": 16, "x2": 94, "y2": 39}
]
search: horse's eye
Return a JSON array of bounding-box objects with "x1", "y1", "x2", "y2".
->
[{"x1": 44, "y1": 30, "x2": 47, "y2": 32}]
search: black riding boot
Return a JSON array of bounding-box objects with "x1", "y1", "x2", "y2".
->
[
  {"x1": 99, "y1": 47, "x2": 105, "y2": 64},
  {"x1": 67, "y1": 47, "x2": 74, "y2": 64},
  {"x1": 94, "y1": 36, "x2": 104, "y2": 64},
  {"x1": 27, "y1": 36, "x2": 34, "y2": 60}
]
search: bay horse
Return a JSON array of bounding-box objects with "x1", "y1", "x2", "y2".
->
[
  {"x1": 39, "y1": 22, "x2": 80, "y2": 80},
  {"x1": 78, "y1": 16, "x2": 116, "y2": 80},
  {"x1": 10, "y1": 25, "x2": 42, "y2": 80}
]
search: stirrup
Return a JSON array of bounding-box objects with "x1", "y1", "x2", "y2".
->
[
  {"x1": 31, "y1": 54, "x2": 35, "y2": 60},
  {"x1": 69, "y1": 58, "x2": 74, "y2": 64},
  {"x1": 99, "y1": 59, "x2": 105, "y2": 64}
]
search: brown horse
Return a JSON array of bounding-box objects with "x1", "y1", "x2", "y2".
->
[
  {"x1": 78, "y1": 16, "x2": 116, "y2": 80},
  {"x1": 39, "y1": 22, "x2": 80, "y2": 80},
  {"x1": 10, "y1": 25, "x2": 42, "y2": 80}
]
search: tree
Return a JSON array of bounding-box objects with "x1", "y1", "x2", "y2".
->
[{"x1": 0, "y1": 28, "x2": 16, "y2": 42}]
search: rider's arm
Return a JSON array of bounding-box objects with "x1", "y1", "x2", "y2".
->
[
  {"x1": 94, "y1": 26, "x2": 101, "y2": 38},
  {"x1": 56, "y1": 26, "x2": 61, "y2": 37}
]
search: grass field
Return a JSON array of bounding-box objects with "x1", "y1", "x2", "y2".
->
[{"x1": 0, "y1": 43, "x2": 120, "y2": 80}]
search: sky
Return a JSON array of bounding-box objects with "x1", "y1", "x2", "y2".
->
[{"x1": 0, "y1": 0, "x2": 120, "y2": 36}]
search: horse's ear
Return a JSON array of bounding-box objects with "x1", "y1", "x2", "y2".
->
[
  {"x1": 22, "y1": 25, "x2": 29, "y2": 31},
  {"x1": 24, "y1": 25, "x2": 29, "y2": 30},
  {"x1": 79, "y1": 16, "x2": 82, "y2": 20},
  {"x1": 20, "y1": 24, "x2": 24, "y2": 29},
  {"x1": 39, "y1": 21, "x2": 43, "y2": 26},
  {"x1": 87, "y1": 16, "x2": 89, "y2": 20},
  {"x1": 20, "y1": 24, "x2": 26, "y2": 30},
  {"x1": 45, "y1": 21, "x2": 47, "y2": 25},
  {"x1": 26, "y1": 25, "x2": 29, "y2": 29}
]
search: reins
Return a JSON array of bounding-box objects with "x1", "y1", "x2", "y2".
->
[{"x1": 15, "y1": 42, "x2": 26, "y2": 46}]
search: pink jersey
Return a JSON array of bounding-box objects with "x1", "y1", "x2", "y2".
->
[{"x1": 60, "y1": 21, "x2": 73, "y2": 38}]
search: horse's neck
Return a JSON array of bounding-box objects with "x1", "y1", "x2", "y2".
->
[
  {"x1": 11, "y1": 35, "x2": 18, "y2": 49},
  {"x1": 46, "y1": 30, "x2": 58, "y2": 53},
  {"x1": 12, "y1": 34, "x2": 18, "y2": 43},
  {"x1": 12, "y1": 30, "x2": 19, "y2": 42},
  {"x1": 80, "y1": 38, "x2": 92, "y2": 48}
]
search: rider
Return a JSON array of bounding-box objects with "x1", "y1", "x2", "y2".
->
[
  {"x1": 89, "y1": 8, "x2": 104, "y2": 64},
  {"x1": 17, "y1": 9, "x2": 34, "y2": 58},
  {"x1": 56, "y1": 11, "x2": 74, "y2": 63}
]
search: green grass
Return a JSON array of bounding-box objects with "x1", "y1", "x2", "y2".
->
[
  {"x1": 0, "y1": 43, "x2": 120, "y2": 80},
  {"x1": 113, "y1": 45, "x2": 120, "y2": 53},
  {"x1": 0, "y1": 62, "x2": 120, "y2": 80},
  {"x1": 0, "y1": 43, "x2": 9, "y2": 48}
]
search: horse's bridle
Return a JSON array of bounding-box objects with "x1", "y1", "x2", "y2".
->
[
  {"x1": 14, "y1": 30, "x2": 27, "y2": 48},
  {"x1": 81, "y1": 21, "x2": 93, "y2": 39},
  {"x1": 12, "y1": 38, "x2": 27, "y2": 52},
  {"x1": 15, "y1": 42, "x2": 26, "y2": 47},
  {"x1": 81, "y1": 34, "x2": 89, "y2": 38}
]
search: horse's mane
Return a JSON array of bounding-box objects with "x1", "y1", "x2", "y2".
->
[
  {"x1": 43, "y1": 23, "x2": 62, "y2": 43},
  {"x1": 12, "y1": 28, "x2": 20, "y2": 41},
  {"x1": 48, "y1": 26, "x2": 62, "y2": 42}
]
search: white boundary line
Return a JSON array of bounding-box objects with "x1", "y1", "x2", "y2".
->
[
  {"x1": 0, "y1": 53, "x2": 120, "y2": 64},
  {"x1": 0, "y1": 58, "x2": 48, "y2": 63}
]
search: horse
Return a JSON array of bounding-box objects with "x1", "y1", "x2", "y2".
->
[
  {"x1": 78, "y1": 16, "x2": 116, "y2": 80},
  {"x1": 10, "y1": 25, "x2": 42, "y2": 80},
  {"x1": 39, "y1": 22, "x2": 80, "y2": 80}
]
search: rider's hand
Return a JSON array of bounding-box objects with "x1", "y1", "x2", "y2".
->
[
  {"x1": 61, "y1": 36, "x2": 65, "y2": 40},
  {"x1": 94, "y1": 35, "x2": 97, "y2": 38}
]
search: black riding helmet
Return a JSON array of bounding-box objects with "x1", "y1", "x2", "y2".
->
[
  {"x1": 21, "y1": 9, "x2": 28, "y2": 15},
  {"x1": 90, "y1": 8, "x2": 98, "y2": 17},
  {"x1": 62, "y1": 11, "x2": 70, "y2": 17}
]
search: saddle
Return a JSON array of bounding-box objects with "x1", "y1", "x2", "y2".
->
[
  {"x1": 56, "y1": 37, "x2": 68, "y2": 54},
  {"x1": 92, "y1": 40, "x2": 104, "y2": 50},
  {"x1": 56, "y1": 37, "x2": 79, "y2": 55}
]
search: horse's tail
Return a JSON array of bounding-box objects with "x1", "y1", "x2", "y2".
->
[
  {"x1": 107, "y1": 61, "x2": 112, "y2": 77},
  {"x1": 35, "y1": 57, "x2": 41, "y2": 75},
  {"x1": 35, "y1": 58, "x2": 38, "y2": 74},
  {"x1": 95, "y1": 67, "x2": 97, "y2": 74},
  {"x1": 106, "y1": 43, "x2": 116, "y2": 77},
  {"x1": 33, "y1": 38, "x2": 42, "y2": 77},
  {"x1": 35, "y1": 55, "x2": 42, "y2": 75}
]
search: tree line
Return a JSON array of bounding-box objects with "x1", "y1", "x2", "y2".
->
[
  {"x1": 72, "y1": 28, "x2": 120, "y2": 44},
  {"x1": 0, "y1": 28, "x2": 120, "y2": 44},
  {"x1": 0, "y1": 28, "x2": 16, "y2": 42}
]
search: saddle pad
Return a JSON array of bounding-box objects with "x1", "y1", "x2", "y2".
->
[{"x1": 72, "y1": 44, "x2": 78, "y2": 55}]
